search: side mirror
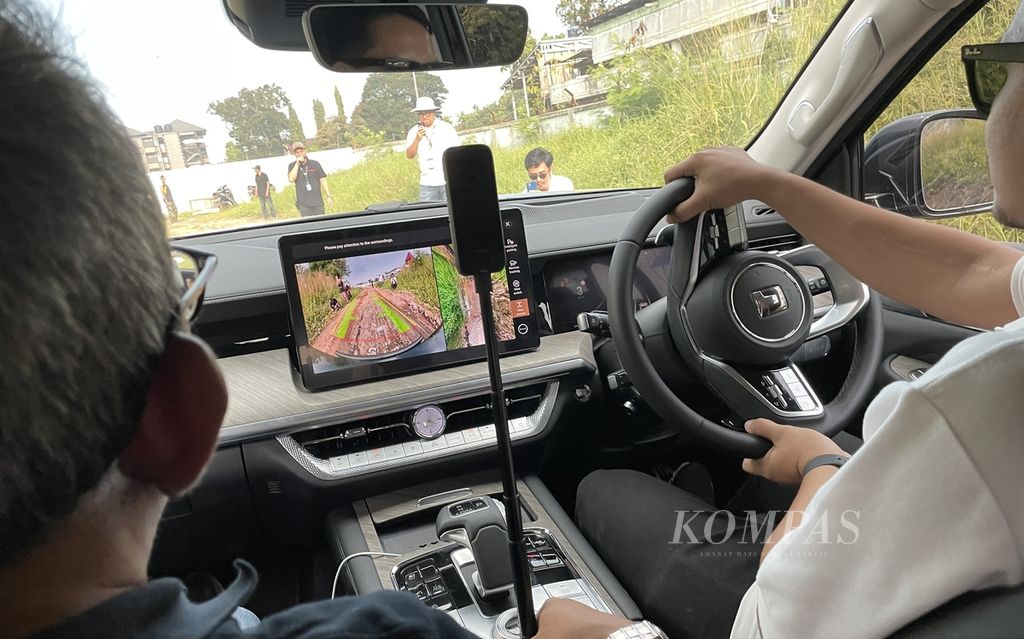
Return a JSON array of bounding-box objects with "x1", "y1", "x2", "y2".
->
[
  {"x1": 303, "y1": 4, "x2": 529, "y2": 72},
  {"x1": 864, "y1": 109, "x2": 992, "y2": 218}
]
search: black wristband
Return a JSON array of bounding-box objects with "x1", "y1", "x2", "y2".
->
[{"x1": 801, "y1": 454, "x2": 850, "y2": 477}]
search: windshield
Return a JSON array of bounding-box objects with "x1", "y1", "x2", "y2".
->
[{"x1": 54, "y1": 0, "x2": 846, "y2": 238}]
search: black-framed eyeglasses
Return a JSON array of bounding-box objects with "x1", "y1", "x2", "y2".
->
[
  {"x1": 528, "y1": 171, "x2": 549, "y2": 181},
  {"x1": 962, "y1": 43, "x2": 1024, "y2": 116},
  {"x1": 169, "y1": 244, "x2": 217, "y2": 330}
]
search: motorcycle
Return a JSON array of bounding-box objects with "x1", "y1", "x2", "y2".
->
[{"x1": 212, "y1": 185, "x2": 237, "y2": 210}]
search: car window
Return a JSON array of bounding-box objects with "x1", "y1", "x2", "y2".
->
[
  {"x1": 54, "y1": 0, "x2": 845, "y2": 238},
  {"x1": 865, "y1": 0, "x2": 1024, "y2": 243}
]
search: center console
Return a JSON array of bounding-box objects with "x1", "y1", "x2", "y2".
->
[{"x1": 327, "y1": 471, "x2": 639, "y2": 638}]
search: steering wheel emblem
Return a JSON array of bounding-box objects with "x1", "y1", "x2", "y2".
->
[{"x1": 751, "y1": 286, "x2": 788, "y2": 319}]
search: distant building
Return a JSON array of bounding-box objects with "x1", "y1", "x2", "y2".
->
[
  {"x1": 503, "y1": 37, "x2": 606, "y2": 112},
  {"x1": 587, "y1": 0, "x2": 798, "y2": 65},
  {"x1": 127, "y1": 119, "x2": 209, "y2": 172}
]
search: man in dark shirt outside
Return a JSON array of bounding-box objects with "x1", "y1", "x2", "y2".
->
[
  {"x1": 0, "y1": 4, "x2": 613, "y2": 638},
  {"x1": 253, "y1": 165, "x2": 276, "y2": 219},
  {"x1": 287, "y1": 142, "x2": 334, "y2": 217},
  {"x1": 160, "y1": 175, "x2": 178, "y2": 222}
]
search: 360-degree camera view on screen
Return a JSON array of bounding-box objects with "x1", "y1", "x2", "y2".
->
[{"x1": 295, "y1": 245, "x2": 515, "y2": 374}]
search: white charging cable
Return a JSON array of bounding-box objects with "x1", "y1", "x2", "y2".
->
[{"x1": 331, "y1": 551, "x2": 401, "y2": 599}]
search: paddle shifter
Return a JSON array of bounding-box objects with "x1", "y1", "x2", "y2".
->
[{"x1": 442, "y1": 145, "x2": 536, "y2": 637}]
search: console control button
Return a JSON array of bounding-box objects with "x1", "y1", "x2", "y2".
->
[
  {"x1": 419, "y1": 564, "x2": 439, "y2": 580},
  {"x1": 545, "y1": 581, "x2": 584, "y2": 598}
]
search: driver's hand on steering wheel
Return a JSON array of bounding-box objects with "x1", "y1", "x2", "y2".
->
[
  {"x1": 663, "y1": 146, "x2": 780, "y2": 224},
  {"x1": 741, "y1": 419, "x2": 848, "y2": 486}
]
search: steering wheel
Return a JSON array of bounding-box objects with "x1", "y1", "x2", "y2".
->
[{"x1": 609, "y1": 179, "x2": 883, "y2": 457}]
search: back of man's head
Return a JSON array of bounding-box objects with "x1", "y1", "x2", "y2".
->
[{"x1": 0, "y1": 2, "x2": 177, "y2": 567}]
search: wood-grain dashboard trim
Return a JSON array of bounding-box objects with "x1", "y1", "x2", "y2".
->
[{"x1": 217, "y1": 332, "x2": 594, "y2": 445}]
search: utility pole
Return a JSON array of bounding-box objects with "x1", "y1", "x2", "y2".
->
[
  {"x1": 521, "y1": 75, "x2": 530, "y2": 118},
  {"x1": 412, "y1": 72, "x2": 420, "y2": 99}
]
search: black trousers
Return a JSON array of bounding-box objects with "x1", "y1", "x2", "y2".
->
[
  {"x1": 576, "y1": 434, "x2": 862, "y2": 638},
  {"x1": 297, "y1": 202, "x2": 325, "y2": 217}
]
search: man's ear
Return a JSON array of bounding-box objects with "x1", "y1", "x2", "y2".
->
[{"x1": 119, "y1": 332, "x2": 228, "y2": 496}]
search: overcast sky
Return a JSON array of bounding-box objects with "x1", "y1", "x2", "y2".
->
[{"x1": 46, "y1": 1, "x2": 568, "y2": 163}]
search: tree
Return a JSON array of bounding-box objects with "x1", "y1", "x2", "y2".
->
[
  {"x1": 313, "y1": 116, "x2": 348, "y2": 150},
  {"x1": 555, "y1": 0, "x2": 627, "y2": 31},
  {"x1": 334, "y1": 86, "x2": 346, "y2": 121},
  {"x1": 310, "y1": 258, "x2": 350, "y2": 279},
  {"x1": 287, "y1": 103, "x2": 306, "y2": 143},
  {"x1": 349, "y1": 73, "x2": 448, "y2": 142},
  {"x1": 208, "y1": 84, "x2": 292, "y2": 158},
  {"x1": 312, "y1": 99, "x2": 327, "y2": 134}
]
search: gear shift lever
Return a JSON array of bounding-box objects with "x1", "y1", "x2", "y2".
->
[{"x1": 436, "y1": 496, "x2": 515, "y2": 599}]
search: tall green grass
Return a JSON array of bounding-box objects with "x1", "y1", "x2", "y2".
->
[
  {"x1": 432, "y1": 247, "x2": 465, "y2": 348},
  {"x1": 394, "y1": 249, "x2": 442, "y2": 313},
  {"x1": 296, "y1": 267, "x2": 339, "y2": 338}
]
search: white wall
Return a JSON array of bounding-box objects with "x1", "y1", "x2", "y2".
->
[
  {"x1": 149, "y1": 103, "x2": 610, "y2": 214},
  {"x1": 149, "y1": 147, "x2": 361, "y2": 214}
]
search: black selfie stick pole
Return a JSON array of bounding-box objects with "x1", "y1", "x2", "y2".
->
[
  {"x1": 476, "y1": 274, "x2": 537, "y2": 637},
  {"x1": 475, "y1": 272, "x2": 536, "y2": 638},
  {"x1": 444, "y1": 144, "x2": 536, "y2": 636}
]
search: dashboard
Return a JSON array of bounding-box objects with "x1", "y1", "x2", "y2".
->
[{"x1": 154, "y1": 188, "x2": 818, "y2": 573}]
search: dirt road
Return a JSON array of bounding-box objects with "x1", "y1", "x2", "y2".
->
[{"x1": 311, "y1": 287, "x2": 442, "y2": 359}]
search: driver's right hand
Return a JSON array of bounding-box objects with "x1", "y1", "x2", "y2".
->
[
  {"x1": 663, "y1": 146, "x2": 778, "y2": 224},
  {"x1": 534, "y1": 598, "x2": 632, "y2": 639}
]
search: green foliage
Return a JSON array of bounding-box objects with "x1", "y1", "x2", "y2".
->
[
  {"x1": 296, "y1": 268, "x2": 338, "y2": 339},
  {"x1": 335, "y1": 298, "x2": 358, "y2": 339},
  {"x1": 334, "y1": 86, "x2": 346, "y2": 121},
  {"x1": 312, "y1": 116, "x2": 347, "y2": 150},
  {"x1": 394, "y1": 249, "x2": 441, "y2": 313},
  {"x1": 208, "y1": 84, "x2": 292, "y2": 157},
  {"x1": 555, "y1": 0, "x2": 626, "y2": 31},
  {"x1": 312, "y1": 99, "x2": 327, "y2": 134},
  {"x1": 287, "y1": 103, "x2": 306, "y2": 143},
  {"x1": 431, "y1": 247, "x2": 465, "y2": 347},
  {"x1": 309, "y1": 258, "x2": 351, "y2": 279},
  {"x1": 350, "y1": 73, "x2": 448, "y2": 142},
  {"x1": 375, "y1": 298, "x2": 411, "y2": 332},
  {"x1": 458, "y1": 5, "x2": 530, "y2": 67}
]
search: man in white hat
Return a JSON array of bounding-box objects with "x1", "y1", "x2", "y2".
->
[{"x1": 404, "y1": 96, "x2": 460, "y2": 202}]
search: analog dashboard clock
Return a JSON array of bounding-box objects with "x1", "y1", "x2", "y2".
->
[{"x1": 411, "y1": 404, "x2": 446, "y2": 439}]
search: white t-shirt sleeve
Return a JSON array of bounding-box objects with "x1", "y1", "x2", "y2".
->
[
  {"x1": 405, "y1": 126, "x2": 418, "y2": 149},
  {"x1": 730, "y1": 379, "x2": 1021, "y2": 638},
  {"x1": 1010, "y1": 255, "x2": 1024, "y2": 317},
  {"x1": 440, "y1": 121, "x2": 461, "y2": 151}
]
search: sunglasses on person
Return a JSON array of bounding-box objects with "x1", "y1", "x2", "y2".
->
[
  {"x1": 962, "y1": 43, "x2": 1024, "y2": 116},
  {"x1": 528, "y1": 171, "x2": 549, "y2": 181}
]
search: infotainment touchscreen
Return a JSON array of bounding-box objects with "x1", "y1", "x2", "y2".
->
[{"x1": 279, "y1": 210, "x2": 539, "y2": 390}]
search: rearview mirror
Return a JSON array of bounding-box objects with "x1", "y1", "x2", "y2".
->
[
  {"x1": 864, "y1": 109, "x2": 992, "y2": 218},
  {"x1": 303, "y1": 3, "x2": 529, "y2": 72}
]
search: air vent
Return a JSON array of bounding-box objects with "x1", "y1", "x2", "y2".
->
[
  {"x1": 290, "y1": 384, "x2": 546, "y2": 462},
  {"x1": 748, "y1": 234, "x2": 803, "y2": 253},
  {"x1": 752, "y1": 206, "x2": 777, "y2": 217}
]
